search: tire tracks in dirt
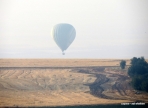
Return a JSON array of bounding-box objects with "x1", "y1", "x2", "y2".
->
[
  {"x1": 89, "y1": 74, "x2": 110, "y2": 99},
  {"x1": 75, "y1": 68, "x2": 133, "y2": 100},
  {"x1": 0, "y1": 66, "x2": 146, "y2": 104},
  {"x1": 0, "y1": 70, "x2": 9, "y2": 78},
  {"x1": 75, "y1": 69, "x2": 113, "y2": 99}
]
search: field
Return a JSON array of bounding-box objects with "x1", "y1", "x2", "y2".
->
[{"x1": 0, "y1": 59, "x2": 148, "y2": 107}]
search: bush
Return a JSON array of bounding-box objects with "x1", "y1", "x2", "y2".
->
[{"x1": 120, "y1": 60, "x2": 126, "y2": 69}]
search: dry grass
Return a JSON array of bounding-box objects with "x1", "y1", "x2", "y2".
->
[
  {"x1": 0, "y1": 59, "x2": 131, "y2": 67},
  {"x1": 0, "y1": 59, "x2": 148, "y2": 107}
]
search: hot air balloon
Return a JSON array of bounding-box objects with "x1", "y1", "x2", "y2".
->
[{"x1": 51, "y1": 23, "x2": 76, "y2": 55}]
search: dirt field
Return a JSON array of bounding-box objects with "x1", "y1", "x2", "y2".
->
[
  {"x1": 0, "y1": 59, "x2": 148, "y2": 107},
  {"x1": 0, "y1": 59, "x2": 131, "y2": 67}
]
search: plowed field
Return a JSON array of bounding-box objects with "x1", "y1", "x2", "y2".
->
[{"x1": 0, "y1": 59, "x2": 148, "y2": 107}]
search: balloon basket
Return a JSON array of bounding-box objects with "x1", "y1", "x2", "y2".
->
[{"x1": 62, "y1": 52, "x2": 65, "y2": 55}]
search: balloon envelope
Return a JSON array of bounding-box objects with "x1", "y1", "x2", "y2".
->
[{"x1": 51, "y1": 23, "x2": 76, "y2": 53}]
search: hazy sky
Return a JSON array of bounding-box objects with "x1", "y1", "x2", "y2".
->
[{"x1": 0, "y1": 0, "x2": 148, "y2": 58}]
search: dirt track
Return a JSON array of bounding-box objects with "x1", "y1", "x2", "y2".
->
[
  {"x1": 73, "y1": 67, "x2": 148, "y2": 101},
  {"x1": 0, "y1": 59, "x2": 148, "y2": 107}
]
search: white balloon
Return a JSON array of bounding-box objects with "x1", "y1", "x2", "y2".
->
[{"x1": 51, "y1": 23, "x2": 76, "y2": 55}]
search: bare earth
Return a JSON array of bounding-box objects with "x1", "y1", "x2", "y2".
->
[{"x1": 0, "y1": 59, "x2": 148, "y2": 107}]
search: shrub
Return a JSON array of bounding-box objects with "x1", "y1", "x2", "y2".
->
[{"x1": 120, "y1": 60, "x2": 126, "y2": 69}]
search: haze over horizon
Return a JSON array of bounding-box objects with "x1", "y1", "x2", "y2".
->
[{"x1": 0, "y1": 0, "x2": 148, "y2": 59}]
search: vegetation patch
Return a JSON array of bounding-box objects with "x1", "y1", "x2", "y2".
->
[{"x1": 128, "y1": 57, "x2": 148, "y2": 92}]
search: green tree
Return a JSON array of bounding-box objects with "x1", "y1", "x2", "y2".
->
[
  {"x1": 128, "y1": 57, "x2": 148, "y2": 77},
  {"x1": 120, "y1": 60, "x2": 126, "y2": 69},
  {"x1": 128, "y1": 57, "x2": 148, "y2": 92}
]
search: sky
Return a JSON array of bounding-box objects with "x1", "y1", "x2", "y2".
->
[{"x1": 0, "y1": 0, "x2": 148, "y2": 59}]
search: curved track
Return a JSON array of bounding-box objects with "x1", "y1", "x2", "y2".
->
[{"x1": 0, "y1": 67, "x2": 148, "y2": 107}]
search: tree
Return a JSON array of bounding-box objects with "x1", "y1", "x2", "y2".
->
[
  {"x1": 131, "y1": 57, "x2": 147, "y2": 66},
  {"x1": 128, "y1": 57, "x2": 148, "y2": 77},
  {"x1": 120, "y1": 60, "x2": 126, "y2": 69},
  {"x1": 128, "y1": 57, "x2": 148, "y2": 92}
]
